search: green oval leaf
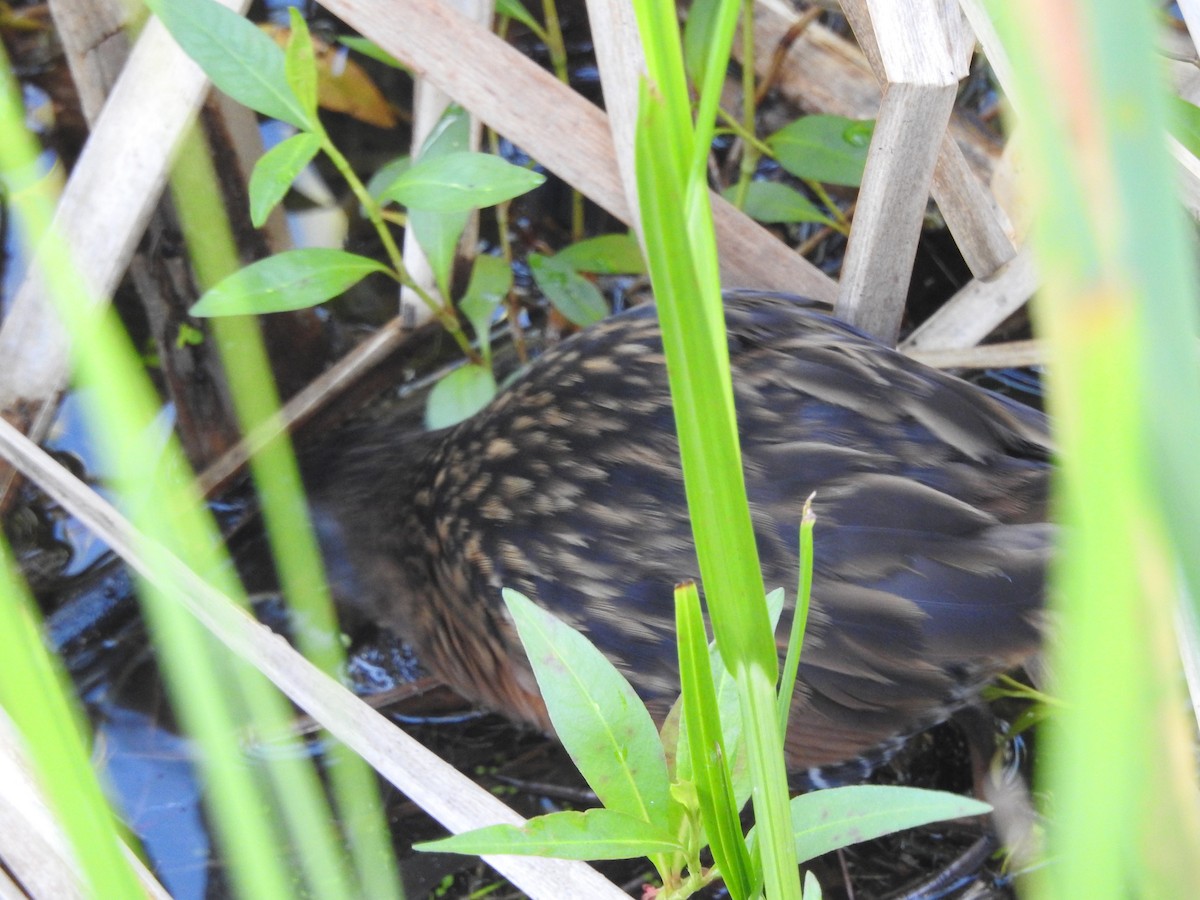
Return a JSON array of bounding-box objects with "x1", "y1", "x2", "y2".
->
[
  {"x1": 189, "y1": 249, "x2": 389, "y2": 316},
  {"x1": 502, "y1": 589, "x2": 672, "y2": 827},
  {"x1": 726, "y1": 181, "x2": 835, "y2": 227},
  {"x1": 249, "y1": 133, "x2": 322, "y2": 227},
  {"x1": 425, "y1": 364, "x2": 497, "y2": 429},
  {"x1": 414, "y1": 809, "x2": 683, "y2": 860},
  {"x1": 766, "y1": 115, "x2": 875, "y2": 187},
  {"x1": 554, "y1": 233, "x2": 646, "y2": 275},
  {"x1": 146, "y1": 0, "x2": 313, "y2": 130},
  {"x1": 378, "y1": 151, "x2": 545, "y2": 212},
  {"x1": 528, "y1": 253, "x2": 608, "y2": 326},
  {"x1": 284, "y1": 9, "x2": 319, "y2": 121}
]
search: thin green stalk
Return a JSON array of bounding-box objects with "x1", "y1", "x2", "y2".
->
[
  {"x1": 732, "y1": 0, "x2": 760, "y2": 206},
  {"x1": 777, "y1": 496, "x2": 814, "y2": 736},
  {"x1": 317, "y1": 127, "x2": 478, "y2": 360},
  {"x1": 536, "y1": 0, "x2": 585, "y2": 240},
  {"x1": 0, "y1": 50, "x2": 300, "y2": 900},
  {"x1": 985, "y1": 1, "x2": 1200, "y2": 896},
  {"x1": 0, "y1": 538, "x2": 144, "y2": 898},
  {"x1": 632, "y1": 0, "x2": 799, "y2": 892},
  {"x1": 172, "y1": 125, "x2": 402, "y2": 900}
]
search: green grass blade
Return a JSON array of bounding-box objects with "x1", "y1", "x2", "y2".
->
[
  {"x1": 0, "y1": 540, "x2": 145, "y2": 898},
  {"x1": 676, "y1": 581, "x2": 755, "y2": 899}
]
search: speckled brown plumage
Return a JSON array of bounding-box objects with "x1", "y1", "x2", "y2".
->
[{"x1": 317, "y1": 292, "x2": 1052, "y2": 778}]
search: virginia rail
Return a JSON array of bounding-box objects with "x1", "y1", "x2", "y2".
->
[{"x1": 317, "y1": 292, "x2": 1052, "y2": 781}]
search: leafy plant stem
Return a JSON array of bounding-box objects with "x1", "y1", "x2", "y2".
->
[
  {"x1": 804, "y1": 178, "x2": 848, "y2": 230},
  {"x1": 318, "y1": 128, "x2": 479, "y2": 360},
  {"x1": 732, "y1": 0, "x2": 760, "y2": 207}
]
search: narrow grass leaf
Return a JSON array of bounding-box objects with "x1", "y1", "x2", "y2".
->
[
  {"x1": 682, "y1": 0, "x2": 722, "y2": 88},
  {"x1": 425, "y1": 363, "x2": 497, "y2": 429},
  {"x1": 727, "y1": 181, "x2": 834, "y2": 227},
  {"x1": 781, "y1": 786, "x2": 989, "y2": 862},
  {"x1": 415, "y1": 809, "x2": 683, "y2": 860},
  {"x1": 284, "y1": 9, "x2": 319, "y2": 122},
  {"x1": 189, "y1": 249, "x2": 389, "y2": 316},
  {"x1": 502, "y1": 589, "x2": 672, "y2": 826},
  {"x1": 249, "y1": 132, "x2": 321, "y2": 227},
  {"x1": 337, "y1": 36, "x2": 409, "y2": 71},
  {"x1": 529, "y1": 253, "x2": 608, "y2": 325},
  {"x1": 555, "y1": 233, "x2": 646, "y2": 274},
  {"x1": 766, "y1": 115, "x2": 875, "y2": 187},
  {"x1": 676, "y1": 581, "x2": 754, "y2": 900},
  {"x1": 379, "y1": 151, "x2": 545, "y2": 212},
  {"x1": 0, "y1": 542, "x2": 145, "y2": 899},
  {"x1": 778, "y1": 498, "x2": 815, "y2": 735},
  {"x1": 495, "y1": 0, "x2": 544, "y2": 37},
  {"x1": 147, "y1": 0, "x2": 313, "y2": 130}
]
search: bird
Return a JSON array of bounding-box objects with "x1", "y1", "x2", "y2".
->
[{"x1": 313, "y1": 291, "x2": 1052, "y2": 783}]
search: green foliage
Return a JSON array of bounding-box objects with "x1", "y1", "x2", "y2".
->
[
  {"x1": 406, "y1": 106, "x2": 473, "y2": 301},
  {"x1": 248, "y1": 132, "x2": 322, "y2": 227},
  {"x1": 145, "y1": 0, "x2": 314, "y2": 130},
  {"x1": 458, "y1": 253, "x2": 513, "y2": 366},
  {"x1": 529, "y1": 233, "x2": 645, "y2": 326},
  {"x1": 500, "y1": 588, "x2": 673, "y2": 826},
  {"x1": 189, "y1": 249, "x2": 391, "y2": 316},
  {"x1": 494, "y1": 0, "x2": 546, "y2": 40},
  {"x1": 337, "y1": 36, "x2": 409, "y2": 71},
  {"x1": 528, "y1": 253, "x2": 608, "y2": 325},
  {"x1": 417, "y1": 589, "x2": 993, "y2": 898},
  {"x1": 765, "y1": 115, "x2": 875, "y2": 188},
  {"x1": 425, "y1": 363, "x2": 497, "y2": 430},
  {"x1": 375, "y1": 151, "x2": 545, "y2": 214},
  {"x1": 722, "y1": 181, "x2": 835, "y2": 227}
]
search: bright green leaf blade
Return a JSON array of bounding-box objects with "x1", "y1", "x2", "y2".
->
[
  {"x1": 337, "y1": 36, "x2": 409, "y2": 71},
  {"x1": 284, "y1": 9, "x2": 319, "y2": 121},
  {"x1": 676, "y1": 582, "x2": 754, "y2": 900},
  {"x1": 414, "y1": 809, "x2": 683, "y2": 860},
  {"x1": 425, "y1": 363, "x2": 497, "y2": 429},
  {"x1": 147, "y1": 0, "x2": 313, "y2": 130},
  {"x1": 782, "y1": 786, "x2": 991, "y2": 863},
  {"x1": 459, "y1": 254, "x2": 512, "y2": 361},
  {"x1": 189, "y1": 249, "x2": 389, "y2": 316},
  {"x1": 528, "y1": 253, "x2": 608, "y2": 325},
  {"x1": 494, "y1": 0, "x2": 543, "y2": 36},
  {"x1": 1168, "y1": 96, "x2": 1200, "y2": 159},
  {"x1": 726, "y1": 181, "x2": 834, "y2": 227},
  {"x1": 682, "y1": 0, "x2": 721, "y2": 88},
  {"x1": 502, "y1": 589, "x2": 672, "y2": 825},
  {"x1": 366, "y1": 156, "x2": 411, "y2": 202},
  {"x1": 248, "y1": 133, "x2": 322, "y2": 227},
  {"x1": 766, "y1": 115, "x2": 875, "y2": 187},
  {"x1": 411, "y1": 107, "x2": 472, "y2": 298},
  {"x1": 378, "y1": 151, "x2": 545, "y2": 212},
  {"x1": 554, "y1": 233, "x2": 646, "y2": 275}
]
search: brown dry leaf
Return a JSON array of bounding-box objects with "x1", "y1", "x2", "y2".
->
[{"x1": 262, "y1": 23, "x2": 398, "y2": 129}]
